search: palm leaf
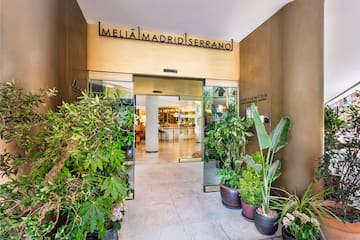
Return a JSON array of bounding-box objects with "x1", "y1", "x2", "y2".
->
[
  {"x1": 269, "y1": 117, "x2": 290, "y2": 153},
  {"x1": 251, "y1": 104, "x2": 271, "y2": 150}
]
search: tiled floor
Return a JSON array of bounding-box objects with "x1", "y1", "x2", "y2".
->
[{"x1": 119, "y1": 141, "x2": 281, "y2": 240}]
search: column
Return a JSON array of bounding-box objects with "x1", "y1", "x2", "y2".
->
[{"x1": 145, "y1": 96, "x2": 158, "y2": 153}]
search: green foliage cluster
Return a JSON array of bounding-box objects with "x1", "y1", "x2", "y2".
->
[
  {"x1": 205, "y1": 104, "x2": 253, "y2": 189},
  {"x1": 271, "y1": 183, "x2": 335, "y2": 239},
  {"x1": 245, "y1": 104, "x2": 290, "y2": 215},
  {"x1": 205, "y1": 105, "x2": 253, "y2": 169},
  {"x1": 0, "y1": 82, "x2": 134, "y2": 239},
  {"x1": 317, "y1": 104, "x2": 360, "y2": 222},
  {"x1": 239, "y1": 152, "x2": 262, "y2": 206},
  {"x1": 0, "y1": 81, "x2": 56, "y2": 175},
  {"x1": 216, "y1": 168, "x2": 241, "y2": 189}
]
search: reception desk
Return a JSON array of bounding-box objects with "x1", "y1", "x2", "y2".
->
[
  {"x1": 159, "y1": 127, "x2": 180, "y2": 141},
  {"x1": 159, "y1": 126, "x2": 196, "y2": 141}
]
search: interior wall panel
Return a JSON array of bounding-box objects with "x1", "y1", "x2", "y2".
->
[{"x1": 240, "y1": 0, "x2": 324, "y2": 194}]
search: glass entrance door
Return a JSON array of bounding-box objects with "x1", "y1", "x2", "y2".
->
[{"x1": 178, "y1": 97, "x2": 203, "y2": 162}]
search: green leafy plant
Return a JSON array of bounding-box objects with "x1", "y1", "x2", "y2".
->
[
  {"x1": 281, "y1": 210, "x2": 321, "y2": 239},
  {"x1": 317, "y1": 103, "x2": 360, "y2": 222},
  {"x1": 205, "y1": 104, "x2": 253, "y2": 169},
  {"x1": 215, "y1": 87, "x2": 225, "y2": 97},
  {"x1": 244, "y1": 104, "x2": 290, "y2": 216},
  {"x1": 205, "y1": 105, "x2": 253, "y2": 190},
  {"x1": 0, "y1": 82, "x2": 133, "y2": 239},
  {"x1": 271, "y1": 183, "x2": 335, "y2": 239},
  {"x1": 216, "y1": 168, "x2": 241, "y2": 189},
  {"x1": 239, "y1": 152, "x2": 262, "y2": 206}
]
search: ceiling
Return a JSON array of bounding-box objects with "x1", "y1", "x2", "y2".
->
[
  {"x1": 324, "y1": 0, "x2": 360, "y2": 103},
  {"x1": 78, "y1": 0, "x2": 360, "y2": 103},
  {"x1": 77, "y1": 0, "x2": 292, "y2": 41}
]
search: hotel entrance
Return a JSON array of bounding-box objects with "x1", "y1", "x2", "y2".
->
[
  {"x1": 135, "y1": 95, "x2": 203, "y2": 162},
  {"x1": 88, "y1": 73, "x2": 239, "y2": 196}
]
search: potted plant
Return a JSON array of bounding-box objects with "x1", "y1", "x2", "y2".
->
[
  {"x1": 245, "y1": 104, "x2": 291, "y2": 235},
  {"x1": 271, "y1": 182, "x2": 335, "y2": 240},
  {"x1": 216, "y1": 167, "x2": 242, "y2": 208},
  {"x1": 205, "y1": 104, "x2": 253, "y2": 208},
  {"x1": 317, "y1": 103, "x2": 360, "y2": 239},
  {"x1": 0, "y1": 82, "x2": 133, "y2": 239},
  {"x1": 238, "y1": 151, "x2": 263, "y2": 220},
  {"x1": 215, "y1": 87, "x2": 226, "y2": 97}
]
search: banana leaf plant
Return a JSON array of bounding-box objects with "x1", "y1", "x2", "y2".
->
[{"x1": 244, "y1": 104, "x2": 290, "y2": 216}]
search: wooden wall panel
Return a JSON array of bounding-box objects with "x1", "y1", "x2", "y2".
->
[
  {"x1": 87, "y1": 24, "x2": 240, "y2": 80},
  {"x1": 240, "y1": 0, "x2": 324, "y2": 194},
  {"x1": 0, "y1": 0, "x2": 87, "y2": 183}
]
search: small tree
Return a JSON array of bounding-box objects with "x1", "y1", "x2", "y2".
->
[
  {"x1": 317, "y1": 103, "x2": 360, "y2": 222},
  {"x1": 205, "y1": 104, "x2": 253, "y2": 169},
  {"x1": 0, "y1": 82, "x2": 134, "y2": 239}
]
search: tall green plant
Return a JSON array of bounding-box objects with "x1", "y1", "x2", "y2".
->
[
  {"x1": 245, "y1": 104, "x2": 290, "y2": 215},
  {"x1": 205, "y1": 104, "x2": 253, "y2": 169},
  {"x1": 0, "y1": 82, "x2": 133, "y2": 239}
]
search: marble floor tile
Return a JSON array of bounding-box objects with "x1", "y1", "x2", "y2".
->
[{"x1": 120, "y1": 141, "x2": 281, "y2": 240}]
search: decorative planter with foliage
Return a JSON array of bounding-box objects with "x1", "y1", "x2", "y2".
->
[
  {"x1": 219, "y1": 184, "x2": 241, "y2": 208},
  {"x1": 241, "y1": 200, "x2": 257, "y2": 221},
  {"x1": 321, "y1": 201, "x2": 360, "y2": 240},
  {"x1": 215, "y1": 87, "x2": 226, "y2": 97},
  {"x1": 239, "y1": 151, "x2": 262, "y2": 220},
  {"x1": 217, "y1": 167, "x2": 241, "y2": 208},
  {"x1": 0, "y1": 82, "x2": 133, "y2": 239},
  {"x1": 254, "y1": 208, "x2": 279, "y2": 235},
  {"x1": 317, "y1": 103, "x2": 360, "y2": 239},
  {"x1": 245, "y1": 104, "x2": 290, "y2": 235},
  {"x1": 205, "y1": 104, "x2": 253, "y2": 207},
  {"x1": 272, "y1": 183, "x2": 333, "y2": 240}
]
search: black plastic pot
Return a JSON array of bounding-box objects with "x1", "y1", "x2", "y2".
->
[
  {"x1": 281, "y1": 226, "x2": 321, "y2": 240},
  {"x1": 254, "y1": 208, "x2": 279, "y2": 235},
  {"x1": 281, "y1": 227, "x2": 295, "y2": 240},
  {"x1": 86, "y1": 229, "x2": 118, "y2": 240},
  {"x1": 219, "y1": 184, "x2": 241, "y2": 208}
]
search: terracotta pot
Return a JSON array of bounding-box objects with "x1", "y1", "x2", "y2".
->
[
  {"x1": 321, "y1": 200, "x2": 360, "y2": 240},
  {"x1": 241, "y1": 199, "x2": 257, "y2": 221},
  {"x1": 219, "y1": 184, "x2": 241, "y2": 208}
]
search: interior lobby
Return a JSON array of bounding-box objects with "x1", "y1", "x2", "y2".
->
[{"x1": 1, "y1": 0, "x2": 359, "y2": 239}]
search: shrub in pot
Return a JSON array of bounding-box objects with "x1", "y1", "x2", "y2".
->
[
  {"x1": 238, "y1": 151, "x2": 262, "y2": 220},
  {"x1": 317, "y1": 103, "x2": 360, "y2": 239},
  {"x1": 0, "y1": 82, "x2": 133, "y2": 239},
  {"x1": 245, "y1": 104, "x2": 290, "y2": 235},
  {"x1": 271, "y1": 182, "x2": 335, "y2": 240},
  {"x1": 217, "y1": 167, "x2": 242, "y2": 208},
  {"x1": 205, "y1": 104, "x2": 253, "y2": 208}
]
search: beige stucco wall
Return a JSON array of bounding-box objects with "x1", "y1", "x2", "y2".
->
[
  {"x1": 0, "y1": 0, "x2": 87, "y2": 183},
  {"x1": 87, "y1": 24, "x2": 240, "y2": 80},
  {"x1": 240, "y1": 0, "x2": 324, "y2": 194}
]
